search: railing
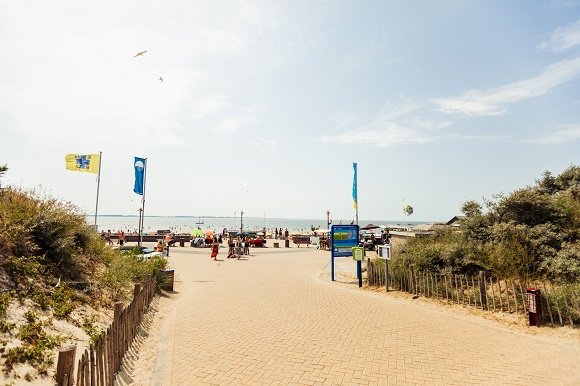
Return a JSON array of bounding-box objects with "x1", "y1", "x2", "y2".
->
[
  {"x1": 367, "y1": 258, "x2": 580, "y2": 327},
  {"x1": 56, "y1": 276, "x2": 157, "y2": 386}
]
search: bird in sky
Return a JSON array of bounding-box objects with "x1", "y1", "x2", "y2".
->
[
  {"x1": 134, "y1": 50, "x2": 147, "y2": 57},
  {"x1": 159, "y1": 77, "x2": 163, "y2": 83}
]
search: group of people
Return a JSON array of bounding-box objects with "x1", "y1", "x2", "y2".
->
[
  {"x1": 274, "y1": 228, "x2": 289, "y2": 239},
  {"x1": 101, "y1": 229, "x2": 125, "y2": 246},
  {"x1": 192, "y1": 233, "x2": 223, "y2": 248},
  {"x1": 208, "y1": 236, "x2": 252, "y2": 260}
]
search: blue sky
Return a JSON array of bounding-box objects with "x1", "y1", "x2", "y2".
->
[{"x1": 1, "y1": 1, "x2": 579, "y2": 222}]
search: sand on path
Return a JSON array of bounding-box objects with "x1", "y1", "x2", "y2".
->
[{"x1": 122, "y1": 243, "x2": 580, "y2": 385}]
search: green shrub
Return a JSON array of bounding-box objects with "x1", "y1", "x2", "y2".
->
[
  {"x1": 395, "y1": 166, "x2": 580, "y2": 282},
  {"x1": 100, "y1": 253, "x2": 168, "y2": 301},
  {"x1": 6, "y1": 320, "x2": 60, "y2": 372},
  {"x1": 82, "y1": 315, "x2": 104, "y2": 344},
  {"x1": 0, "y1": 293, "x2": 10, "y2": 318},
  {"x1": 0, "y1": 320, "x2": 15, "y2": 334}
]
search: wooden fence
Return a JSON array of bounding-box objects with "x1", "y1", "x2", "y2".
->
[
  {"x1": 367, "y1": 258, "x2": 580, "y2": 327},
  {"x1": 55, "y1": 275, "x2": 157, "y2": 386}
]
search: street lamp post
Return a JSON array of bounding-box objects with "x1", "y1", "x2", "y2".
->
[
  {"x1": 326, "y1": 210, "x2": 331, "y2": 229},
  {"x1": 240, "y1": 210, "x2": 244, "y2": 234}
]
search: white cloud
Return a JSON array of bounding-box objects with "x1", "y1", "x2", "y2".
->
[
  {"x1": 321, "y1": 99, "x2": 451, "y2": 147},
  {"x1": 539, "y1": 19, "x2": 580, "y2": 52},
  {"x1": 321, "y1": 124, "x2": 435, "y2": 147},
  {"x1": 433, "y1": 57, "x2": 580, "y2": 116},
  {"x1": 527, "y1": 124, "x2": 580, "y2": 144},
  {"x1": 214, "y1": 104, "x2": 264, "y2": 134}
]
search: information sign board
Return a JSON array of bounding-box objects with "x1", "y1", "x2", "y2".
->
[
  {"x1": 331, "y1": 225, "x2": 359, "y2": 257},
  {"x1": 377, "y1": 245, "x2": 391, "y2": 260},
  {"x1": 352, "y1": 246, "x2": 365, "y2": 261}
]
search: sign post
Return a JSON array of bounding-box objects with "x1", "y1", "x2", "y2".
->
[
  {"x1": 330, "y1": 225, "x2": 360, "y2": 282},
  {"x1": 377, "y1": 245, "x2": 391, "y2": 292},
  {"x1": 352, "y1": 246, "x2": 364, "y2": 287}
]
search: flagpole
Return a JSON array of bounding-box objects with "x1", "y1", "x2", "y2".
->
[
  {"x1": 139, "y1": 158, "x2": 148, "y2": 247},
  {"x1": 94, "y1": 151, "x2": 103, "y2": 231},
  {"x1": 353, "y1": 162, "x2": 359, "y2": 226},
  {"x1": 356, "y1": 164, "x2": 358, "y2": 226}
]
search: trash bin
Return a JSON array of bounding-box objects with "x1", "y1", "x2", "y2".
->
[
  {"x1": 179, "y1": 239, "x2": 185, "y2": 247},
  {"x1": 526, "y1": 288, "x2": 542, "y2": 327},
  {"x1": 285, "y1": 239, "x2": 290, "y2": 248},
  {"x1": 273, "y1": 242, "x2": 279, "y2": 248}
]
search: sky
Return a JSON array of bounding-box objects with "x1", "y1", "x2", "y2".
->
[{"x1": 1, "y1": 1, "x2": 579, "y2": 223}]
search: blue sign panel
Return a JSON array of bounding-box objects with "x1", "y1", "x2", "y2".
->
[{"x1": 331, "y1": 225, "x2": 359, "y2": 257}]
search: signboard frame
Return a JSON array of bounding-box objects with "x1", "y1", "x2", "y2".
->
[
  {"x1": 330, "y1": 224, "x2": 360, "y2": 281},
  {"x1": 377, "y1": 244, "x2": 391, "y2": 260}
]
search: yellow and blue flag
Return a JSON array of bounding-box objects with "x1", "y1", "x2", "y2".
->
[
  {"x1": 352, "y1": 162, "x2": 358, "y2": 209},
  {"x1": 64, "y1": 154, "x2": 100, "y2": 174}
]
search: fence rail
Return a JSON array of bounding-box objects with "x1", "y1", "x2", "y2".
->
[
  {"x1": 56, "y1": 276, "x2": 157, "y2": 386},
  {"x1": 366, "y1": 258, "x2": 580, "y2": 327}
]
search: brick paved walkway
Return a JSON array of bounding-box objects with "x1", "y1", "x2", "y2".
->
[{"x1": 144, "y1": 245, "x2": 579, "y2": 385}]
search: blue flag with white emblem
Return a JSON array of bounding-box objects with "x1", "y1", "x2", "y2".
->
[{"x1": 133, "y1": 157, "x2": 146, "y2": 195}]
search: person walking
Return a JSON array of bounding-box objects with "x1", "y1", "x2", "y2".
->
[
  {"x1": 227, "y1": 236, "x2": 234, "y2": 258},
  {"x1": 244, "y1": 236, "x2": 250, "y2": 255},
  {"x1": 119, "y1": 231, "x2": 126, "y2": 246},
  {"x1": 210, "y1": 238, "x2": 219, "y2": 261},
  {"x1": 105, "y1": 229, "x2": 113, "y2": 245},
  {"x1": 235, "y1": 237, "x2": 242, "y2": 259}
]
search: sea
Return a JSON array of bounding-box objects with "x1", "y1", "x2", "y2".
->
[{"x1": 89, "y1": 215, "x2": 427, "y2": 234}]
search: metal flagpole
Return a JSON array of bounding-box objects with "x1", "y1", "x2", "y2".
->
[
  {"x1": 139, "y1": 158, "x2": 148, "y2": 247},
  {"x1": 94, "y1": 151, "x2": 103, "y2": 231},
  {"x1": 354, "y1": 162, "x2": 359, "y2": 226}
]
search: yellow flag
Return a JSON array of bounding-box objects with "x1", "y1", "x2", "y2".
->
[{"x1": 65, "y1": 154, "x2": 100, "y2": 174}]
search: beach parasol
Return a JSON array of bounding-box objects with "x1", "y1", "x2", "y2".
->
[
  {"x1": 191, "y1": 228, "x2": 204, "y2": 237},
  {"x1": 203, "y1": 229, "x2": 215, "y2": 236},
  {"x1": 361, "y1": 224, "x2": 380, "y2": 230}
]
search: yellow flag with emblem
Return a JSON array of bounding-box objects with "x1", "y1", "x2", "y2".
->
[{"x1": 64, "y1": 154, "x2": 100, "y2": 174}]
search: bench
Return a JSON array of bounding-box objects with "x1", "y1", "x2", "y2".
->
[{"x1": 292, "y1": 237, "x2": 311, "y2": 248}]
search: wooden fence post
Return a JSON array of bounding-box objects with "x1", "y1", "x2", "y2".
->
[
  {"x1": 444, "y1": 275, "x2": 449, "y2": 302},
  {"x1": 479, "y1": 271, "x2": 488, "y2": 310},
  {"x1": 471, "y1": 276, "x2": 477, "y2": 308},
  {"x1": 497, "y1": 279, "x2": 503, "y2": 311},
  {"x1": 489, "y1": 277, "x2": 496, "y2": 312},
  {"x1": 511, "y1": 280, "x2": 519, "y2": 313},
  {"x1": 408, "y1": 267, "x2": 414, "y2": 295},
  {"x1": 56, "y1": 345, "x2": 76, "y2": 386},
  {"x1": 113, "y1": 302, "x2": 123, "y2": 376}
]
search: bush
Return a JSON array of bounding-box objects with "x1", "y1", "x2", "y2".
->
[
  {"x1": 100, "y1": 253, "x2": 168, "y2": 301},
  {"x1": 395, "y1": 166, "x2": 580, "y2": 283}
]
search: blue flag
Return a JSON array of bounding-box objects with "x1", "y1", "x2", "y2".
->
[
  {"x1": 133, "y1": 157, "x2": 146, "y2": 195},
  {"x1": 352, "y1": 162, "x2": 358, "y2": 209}
]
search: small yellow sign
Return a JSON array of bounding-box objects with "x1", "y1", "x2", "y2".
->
[{"x1": 352, "y1": 246, "x2": 365, "y2": 261}]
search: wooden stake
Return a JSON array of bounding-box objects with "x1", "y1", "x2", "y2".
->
[{"x1": 56, "y1": 345, "x2": 76, "y2": 386}]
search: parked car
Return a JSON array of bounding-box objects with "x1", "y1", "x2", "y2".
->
[{"x1": 117, "y1": 245, "x2": 164, "y2": 260}]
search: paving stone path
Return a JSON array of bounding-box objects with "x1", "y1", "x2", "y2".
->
[{"x1": 146, "y1": 244, "x2": 579, "y2": 385}]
